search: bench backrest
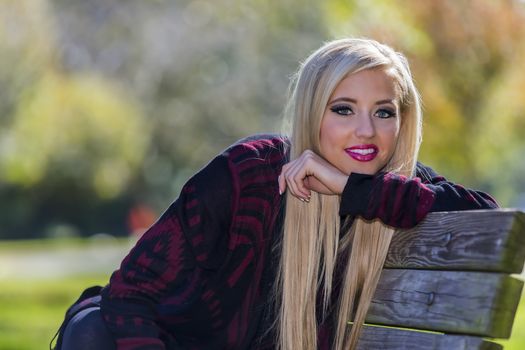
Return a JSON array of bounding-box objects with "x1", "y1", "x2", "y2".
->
[{"x1": 358, "y1": 209, "x2": 525, "y2": 350}]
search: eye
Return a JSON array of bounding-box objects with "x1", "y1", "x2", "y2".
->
[
  {"x1": 330, "y1": 105, "x2": 354, "y2": 116},
  {"x1": 375, "y1": 108, "x2": 397, "y2": 119}
]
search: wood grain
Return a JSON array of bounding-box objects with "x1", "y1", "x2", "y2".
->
[
  {"x1": 357, "y1": 325, "x2": 502, "y2": 350},
  {"x1": 366, "y1": 269, "x2": 523, "y2": 338},
  {"x1": 385, "y1": 210, "x2": 525, "y2": 273}
]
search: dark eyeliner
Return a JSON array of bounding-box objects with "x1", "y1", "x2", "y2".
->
[
  {"x1": 330, "y1": 104, "x2": 353, "y2": 115},
  {"x1": 376, "y1": 108, "x2": 396, "y2": 119}
]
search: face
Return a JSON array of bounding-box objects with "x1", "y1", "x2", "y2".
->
[{"x1": 319, "y1": 69, "x2": 401, "y2": 175}]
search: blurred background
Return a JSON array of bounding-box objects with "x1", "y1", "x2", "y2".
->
[{"x1": 0, "y1": 0, "x2": 524, "y2": 349}]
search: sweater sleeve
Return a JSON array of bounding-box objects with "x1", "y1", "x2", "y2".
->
[
  {"x1": 100, "y1": 154, "x2": 235, "y2": 350},
  {"x1": 339, "y1": 162, "x2": 498, "y2": 229}
]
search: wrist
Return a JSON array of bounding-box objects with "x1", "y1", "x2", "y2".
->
[{"x1": 332, "y1": 172, "x2": 349, "y2": 195}]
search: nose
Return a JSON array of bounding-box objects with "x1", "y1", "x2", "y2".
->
[{"x1": 354, "y1": 114, "x2": 375, "y2": 139}]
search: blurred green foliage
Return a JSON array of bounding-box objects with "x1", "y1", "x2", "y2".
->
[{"x1": 0, "y1": 0, "x2": 524, "y2": 238}]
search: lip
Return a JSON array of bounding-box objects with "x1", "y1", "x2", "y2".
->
[{"x1": 344, "y1": 144, "x2": 379, "y2": 162}]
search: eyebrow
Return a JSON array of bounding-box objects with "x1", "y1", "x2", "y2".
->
[{"x1": 328, "y1": 97, "x2": 397, "y2": 105}]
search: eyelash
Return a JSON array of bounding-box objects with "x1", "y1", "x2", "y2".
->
[
  {"x1": 330, "y1": 105, "x2": 353, "y2": 116},
  {"x1": 376, "y1": 109, "x2": 397, "y2": 119},
  {"x1": 329, "y1": 105, "x2": 397, "y2": 119}
]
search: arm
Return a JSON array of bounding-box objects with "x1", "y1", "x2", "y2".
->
[
  {"x1": 100, "y1": 155, "x2": 234, "y2": 350},
  {"x1": 339, "y1": 162, "x2": 498, "y2": 229}
]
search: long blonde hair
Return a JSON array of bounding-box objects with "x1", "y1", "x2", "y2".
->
[{"x1": 277, "y1": 38, "x2": 422, "y2": 350}]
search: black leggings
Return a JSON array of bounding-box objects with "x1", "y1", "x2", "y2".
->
[{"x1": 60, "y1": 307, "x2": 115, "y2": 350}]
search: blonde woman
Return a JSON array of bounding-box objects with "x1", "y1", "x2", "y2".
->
[{"x1": 54, "y1": 38, "x2": 497, "y2": 350}]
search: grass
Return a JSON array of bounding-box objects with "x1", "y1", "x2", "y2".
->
[
  {"x1": 498, "y1": 287, "x2": 525, "y2": 349},
  {"x1": 0, "y1": 235, "x2": 131, "y2": 252},
  {"x1": 0, "y1": 275, "x2": 109, "y2": 350},
  {"x1": 0, "y1": 237, "x2": 129, "y2": 349}
]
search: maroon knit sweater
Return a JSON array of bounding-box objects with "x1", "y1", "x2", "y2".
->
[{"x1": 100, "y1": 134, "x2": 498, "y2": 350}]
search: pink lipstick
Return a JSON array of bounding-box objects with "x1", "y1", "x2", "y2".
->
[{"x1": 344, "y1": 144, "x2": 378, "y2": 162}]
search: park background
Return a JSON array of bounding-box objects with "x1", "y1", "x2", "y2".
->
[{"x1": 0, "y1": 0, "x2": 524, "y2": 348}]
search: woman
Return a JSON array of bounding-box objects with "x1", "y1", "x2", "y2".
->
[{"x1": 55, "y1": 38, "x2": 498, "y2": 350}]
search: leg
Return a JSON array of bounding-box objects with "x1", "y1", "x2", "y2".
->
[{"x1": 61, "y1": 307, "x2": 115, "y2": 350}]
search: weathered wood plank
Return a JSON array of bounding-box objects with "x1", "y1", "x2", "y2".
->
[
  {"x1": 357, "y1": 325, "x2": 502, "y2": 350},
  {"x1": 366, "y1": 269, "x2": 523, "y2": 338},
  {"x1": 385, "y1": 210, "x2": 525, "y2": 273}
]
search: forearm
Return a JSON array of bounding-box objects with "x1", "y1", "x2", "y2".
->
[
  {"x1": 339, "y1": 172, "x2": 435, "y2": 228},
  {"x1": 339, "y1": 166, "x2": 498, "y2": 228}
]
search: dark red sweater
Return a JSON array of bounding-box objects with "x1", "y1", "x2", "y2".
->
[{"x1": 100, "y1": 134, "x2": 498, "y2": 349}]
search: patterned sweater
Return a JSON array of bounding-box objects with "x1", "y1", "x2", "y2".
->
[{"x1": 100, "y1": 134, "x2": 498, "y2": 350}]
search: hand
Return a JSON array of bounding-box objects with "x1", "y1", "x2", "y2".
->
[{"x1": 278, "y1": 149, "x2": 348, "y2": 201}]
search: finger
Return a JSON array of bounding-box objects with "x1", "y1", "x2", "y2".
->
[
  {"x1": 278, "y1": 173, "x2": 286, "y2": 195},
  {"x1": 292, "y1": 171, "x2": 311, "y2": 200},
  {"x1": 286, "y1": 177, "x2": 308, "y2": 202},
  {"x1": 289, "y1": 156, "x2": 313, "y2": 198},
  {"x1": 281, "y1": 163, "x2": 305, "y2": 201},
  {"x1": 279, "y1": 163, "x2": 292, "y2": 195},
  {"x1": 286, "y1": 159, "x2": 311, "y2": 200}
]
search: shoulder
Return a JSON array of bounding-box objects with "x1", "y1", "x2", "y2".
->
[
  {"x1": 415, "y1": 161, "x2": 441, "y2": 183},
  {"x1": 218, "y1": 133, "x2": 289, "y2": 194},
  {"x1": 224, "y1": 133, "x2": 289, "y2": 169},
  {"x1": 186, "y1": 134, "x2": 288, "y2": 194}
]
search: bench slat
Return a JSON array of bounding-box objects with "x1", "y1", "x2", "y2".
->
[
  {"x1": 385, "y1": 210, "x2": 525, "y2": 273},
  {"x1": 357, "y1": 325, "x2": 502, "y2": 350},
  {"x1": 366, "y1": 269, "x2": 523, "y2": 338}
]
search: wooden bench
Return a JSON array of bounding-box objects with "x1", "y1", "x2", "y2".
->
[{"x1": 358, "y1": 209, "x2": 525, "y2": 349}]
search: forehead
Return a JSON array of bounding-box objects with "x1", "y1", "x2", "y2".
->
[{"x1": 330, "y1": 69, "x2": 400, "y2": 101}]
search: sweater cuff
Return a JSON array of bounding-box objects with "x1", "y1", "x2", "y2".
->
[{"x1": 339, "y1": 172, "x2": 376, "y2": 217}]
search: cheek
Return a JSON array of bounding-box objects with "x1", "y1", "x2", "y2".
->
[
  {"x1": 379, "y1": 122, "x2": 401, "y2": 153},
  {"x1": 319, "y1": 118, "x2": 339, "y2": 147},
  {"x1": 390, "y1": 124, "x2": 401, "y2": 145}
]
